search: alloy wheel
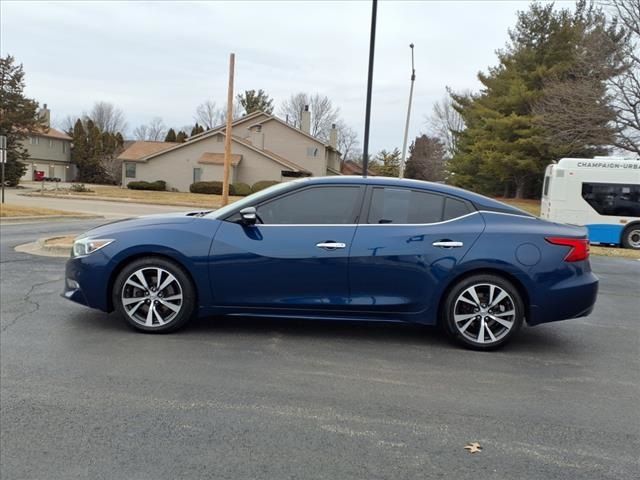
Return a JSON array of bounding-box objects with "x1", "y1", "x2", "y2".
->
[
  {"x1": 121, "y1": 267, "x2": 183, "y2": 328},
  {"x1": 627, "y1": 229, "x2": 640, "y2": 249},
  {"x1": 452, "y1": 283, "x2": 517, "y2": 345}
]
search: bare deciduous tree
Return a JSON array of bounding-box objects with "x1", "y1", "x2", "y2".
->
[
  {"x1": 133, "y1": 117, "x2": 166, "y2": 141},
  {"x1": 279, "y1": 92, "x2": 340, "y2": 140},
  {"x1": 608, "y1": 0, "x2": 640, "y2": 154},
  {"x1": 194, "y1": 100, "x2": 243, "y2": 130},
  {"x1": 335, "y1": 121, "x2": 359, "y2": 162},
  {"x1": 86, "y1": 101, "x2": 127, "y2": 134},
  {"x1": 426, "y1": 90, "x2": 465, "y2": 158}
]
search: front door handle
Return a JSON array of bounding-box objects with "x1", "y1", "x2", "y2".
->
[
  {"x1": 432, "y1": 241, "x2": 464, "y2": 248},
  {"x1": 316, "y1": 242, "x2": 347, "y2": 250}
]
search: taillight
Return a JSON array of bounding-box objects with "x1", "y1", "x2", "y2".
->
[{"x1": 545, "y1": 237, "x2": 590, "y2": 262}]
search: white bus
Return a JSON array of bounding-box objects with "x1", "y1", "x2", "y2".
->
[{"x1": 540, "y1": 157, "x2": 640, "y2": 250}]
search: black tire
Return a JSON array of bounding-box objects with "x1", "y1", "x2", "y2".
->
[
  {"x1": 621, "y1": 224, "x2": 640, "y2": 250},
  {"x1": 442, "y1": 274, "x2": 524, "y2": 350},
  {"x1": 112, "y1": 256, "x2": 196, "y2": 333}
]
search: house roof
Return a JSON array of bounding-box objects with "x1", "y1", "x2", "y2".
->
[
  {"x1": 118, "y1": 141, "x2": 178, "y2": 162},
  {"x1": 31, "y1": 127, "x2": 72, "y2": 141},
  {"x1": 187, "y1": 111, "x2": 267, "y2": 143},
  {"x1": 197, "y1": 152, "x2": 242, "y2": 166},
  {"x1": 341, "y1": 160, "x2": 376, "y2": 176},
  {"x1": 231, "y1": 135, "x2": 309, "y2": 173}
]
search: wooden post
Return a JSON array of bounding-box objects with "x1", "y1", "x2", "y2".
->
[{"x1": 222, "y1": 53, "x2": 235, "y2": 206}]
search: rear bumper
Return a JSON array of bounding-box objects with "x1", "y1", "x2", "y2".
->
[{"x1": 528, "y1": 272, "x2": 599, "y2": 326}]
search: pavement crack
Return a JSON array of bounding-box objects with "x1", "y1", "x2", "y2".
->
[{"x1": 1, "y1": 278, "x2": 61, "y2": 332}]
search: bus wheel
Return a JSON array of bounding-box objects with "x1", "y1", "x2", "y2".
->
[{"x1": 622, "y1": 225, "x2": 640, "y2": 250}]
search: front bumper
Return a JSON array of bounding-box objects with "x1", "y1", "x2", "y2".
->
[{"x1": 62, "y1": 254, "x2": 112, "y2": 312}]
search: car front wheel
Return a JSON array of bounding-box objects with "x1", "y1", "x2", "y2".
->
[
  {"x1": 113, "y1": 257, "x2": 196, "y2": 333},
  {"x1": 443, "y1": 274, "x2": 524, "y2": 350}
]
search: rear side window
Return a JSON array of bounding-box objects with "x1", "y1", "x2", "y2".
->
[
  {"x1": 368, "y1": 187, "x2": 445, "y2": 224},
  {"x1": 443, "y1": 197, "x2": 471, "y2": 220},
  {"x1": 258, "y1": 186, "x2": 361, "y2": 224},
  {"x1": 581, "y1": 182, "x2": 640, "y2": 217}
]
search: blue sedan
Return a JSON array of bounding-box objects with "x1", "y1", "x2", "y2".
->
[{"x1": 64, "y1": 177, "x2": 598, "y2": 349}]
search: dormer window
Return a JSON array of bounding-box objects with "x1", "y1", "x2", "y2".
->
[{"x1": 306, "y1": 147, "x2": 319, "y2": 157}]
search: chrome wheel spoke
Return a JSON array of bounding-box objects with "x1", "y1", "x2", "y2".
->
[
  {"x1": 467, "y1": 286, "x2": 482, "y2": 306},
  {"x1": 158, "y1": 298, "x2": 180, "y2": 313},
  {"x1": 489, "y1": 289, "x2": 508, "y2": 309},
  {"x1": 459, "y1": 317, "x2": 475, "y2": 333},
  {"x1": 485, "y1": 323, "x2": 497, "y2": 342},
  {"x1": 454, "y1": 312, "x2": 477, "y2": 324},
  {"x1": 493, "y1": 309, "x2": 514, "y2": 318},
  {"x1": 458, "y1": 294, "x2": 478, "y2": 307},
  {"x1": 122, "y1": 266, "x2": 183, "y2": 328},
  {"x1": 145, "y1": 304, "x2": 154, "y2": 326},
  {"x1": 157, "y1": 273, "x2": 177, "y2": 293},
  {"x1": 125, "y1": 278, "x2": 146, "y2": 291},
  {"x1": 477, "y1": 319, "x2": 486, "y2": 343},
  {"x1": 489, "y1": 314, "x2": 513, "y2": 329}
]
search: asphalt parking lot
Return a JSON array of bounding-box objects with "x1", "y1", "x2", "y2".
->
[{"x1": 1, "y1": 220, "x2": 639, "y2": 480}]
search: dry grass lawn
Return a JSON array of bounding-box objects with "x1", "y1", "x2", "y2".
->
[
  {"x1": 0, "y1": 203, "x2": 80, "y2": 218},
  {"x1": 48, "y1": 185, "x2": 242, "y2": 209}
]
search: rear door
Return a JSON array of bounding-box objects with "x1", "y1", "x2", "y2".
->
[
  {"x1": 348, "y1": 186, "x2": 485, "y2": 316},
  {"x1": 209, "y1": 184, "x2": 364, "y2": 309}
]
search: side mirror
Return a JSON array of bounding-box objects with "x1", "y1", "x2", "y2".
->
[{"x1": 239, "y1": 207, "x2": 257, "y2": 226}]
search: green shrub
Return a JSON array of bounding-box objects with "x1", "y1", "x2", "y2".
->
[
  {"x1": 251, "y1": 180, "x2": 280, "y2": 194},
  {"x1": 190, "y1": 181, "x2": 223, "y2": 194},
  {"x1": 127, "y1": 180, "x2": 166, "y2": 191},
  {"x1": 231, "y1": 182, "x2": 251, "y2": 196},
  {"x1": 70, "y1": 183, "x2": 93, "y2": 193}
]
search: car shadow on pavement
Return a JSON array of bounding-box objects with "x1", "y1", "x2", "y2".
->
[{"x1": 69, "y1": 311, "x2": 574, "y2": 354}]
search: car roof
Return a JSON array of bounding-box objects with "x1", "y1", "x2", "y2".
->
[{"x1": 293, "y1": 176, "x2": 533, "y2": 216}]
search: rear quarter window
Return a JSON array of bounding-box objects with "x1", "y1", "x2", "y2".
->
[{"x1": 443, "y1": 197, "x2": 472, "y2": 220}]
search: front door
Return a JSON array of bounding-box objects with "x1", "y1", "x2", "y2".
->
[
  {"x1": 209, "y1": 185, "x2": 364, "y2": 310},
  {"x1": 348, "y1": 186, "x2": 486, "y2": 317}
]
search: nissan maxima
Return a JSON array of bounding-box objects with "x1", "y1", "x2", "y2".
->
[{"x1": 63, "y1": 177, "x2": 599, "y2": 349}]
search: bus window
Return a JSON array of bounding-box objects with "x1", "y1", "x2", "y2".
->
[
  {"x1": 543, "y1": 176, "x2": 551, "y2": 197},
  {"x1": 581, "y1": 183, "x2": 640, "y2": 217}
]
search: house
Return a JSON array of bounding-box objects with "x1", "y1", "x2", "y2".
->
[
  {"x1": 117, "y1": 107, "x2": 342, "y2": 191},
  {"x1": 20, "y1": 104, "x2": 75, "y2": 182},
  {"x1": 341, "y1": 160, "x2": 376, "y2": 176}
]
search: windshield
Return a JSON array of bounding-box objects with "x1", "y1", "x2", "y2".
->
[{"x1": 207, "y1": 181, "x2": 299, "y2": 219}]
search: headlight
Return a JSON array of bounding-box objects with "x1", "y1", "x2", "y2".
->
[{"x1": 72, "y1": 238, "x2": 114, "y2": 257}]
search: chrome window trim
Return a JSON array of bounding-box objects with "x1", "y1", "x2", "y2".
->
[{"x1": 249, "y1": 210, "x2": 534, "y2": 227}]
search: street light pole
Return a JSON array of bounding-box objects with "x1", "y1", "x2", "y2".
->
[
  {"x1": 0, "y1": 135, "x2": 6, "y2": 204},
  {"x1": 361, "y1": 0, "x2": 378, "y2": 178},
  {"x1": 399, "y1": 43, "x2": 415, "y2": 179}
]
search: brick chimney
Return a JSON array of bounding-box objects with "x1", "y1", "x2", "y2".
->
[
  {"x1": 301, "y1": 104, "x2": 311, "y2": 134},
  {"x1": 39, "y1": 103, "x2": 51, "y2": 127},
  {"x1": 249, "y1": 124, "x2": 264, "y2": 149},
  {"x1": 329, "y1": 123, "x2": 338, "y2": 149}
]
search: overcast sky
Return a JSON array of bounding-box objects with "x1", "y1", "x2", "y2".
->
[{"x1": 1, "y1": 0, "x2": 563, "y2": 153}]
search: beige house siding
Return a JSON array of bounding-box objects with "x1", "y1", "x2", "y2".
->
[
  {"x1": 123, "y1": 133, "x2": 290, "y2": 191},
  {"x1": 242, "y1": 120, "x2": 327, "y2": 177},
  {"x1": 20, "y1": 134, "x2": 74, "y2": 182}
]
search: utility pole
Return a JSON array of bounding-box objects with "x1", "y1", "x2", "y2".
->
[
  {"x1": 362, "y1": 0, "x2": 378, "y2": 178},
  {"x1": 221, "y1": 53, "x2": 235, "y2": 207},
  {"x1": 399, "y1": 43, "x2": 415, "y2": 178},
  {"x1": 0, "y1": 135, "x2": 6, "y2": 203}
]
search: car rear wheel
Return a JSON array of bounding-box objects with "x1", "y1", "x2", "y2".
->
[
  {"x1": 113, "y1": 257, "x2": 196, "y2": 333},
  {"x1": 443, "y1": 274, "x2": 524, "y2": 350},
  {"x1": 621, "y1": 225, "x2": 640, "y2": 250}
]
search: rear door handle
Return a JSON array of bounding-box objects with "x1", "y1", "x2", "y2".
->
[
  {"x1": 316, "y1": 242, "x2": 347, "y2": 250},
  {"x1": 432, "y1": 241, "x2": 464, "y2": 248}
]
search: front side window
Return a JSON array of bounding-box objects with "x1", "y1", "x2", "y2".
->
[
  {"x1": 258, "y1": 186, "x2": 361, "y2": 224},
  {"x1": 125, "y1": 163, "x2": 136, "y2": 178},
  {"x1": 367, "y1": 187, "x2": 446, "y2": 224},
  {"x1": 581, "y1": 182, "x2": 640, "y2": 217}
]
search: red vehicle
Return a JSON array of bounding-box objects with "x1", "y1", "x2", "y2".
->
[{"x1": 33, "y1": 170, "x2": 45, "y2": 181}]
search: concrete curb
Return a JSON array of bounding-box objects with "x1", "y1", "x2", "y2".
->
[
  {"x1": 1, "y1": 214, "x2": 103, "y2": 223},
  {"x1": 15, "y1": 238, "x2": 72, "y2": 258}
]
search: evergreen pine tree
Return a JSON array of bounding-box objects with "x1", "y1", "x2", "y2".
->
[
  {"x1": 176, "y1": 131, "x2": 188, "y2": 143},
  {"x1": 405, "y1": 135, "x2": 446, "y2": 182},
  {"x1": 0, "y1": 55, "x2": 43, "y2": 185},
  {"x1": 237, "y1": 89, "x2": 274, "y2": 115},
  {"x1": 165, "y1": 128, "x2": 177, "y2": 142}
]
